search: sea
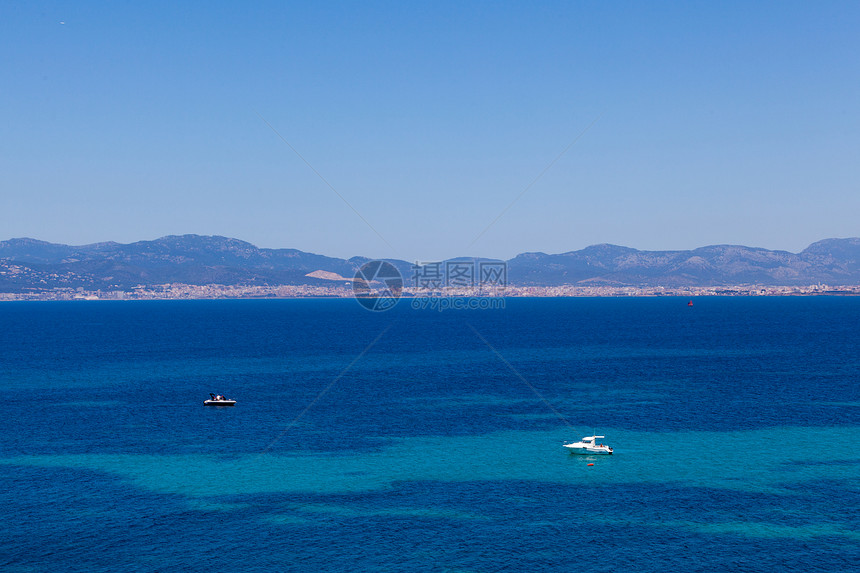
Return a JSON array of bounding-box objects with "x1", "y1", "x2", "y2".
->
[{"x1": 1, "y1": 297, "x2": 858, "y2": 572}]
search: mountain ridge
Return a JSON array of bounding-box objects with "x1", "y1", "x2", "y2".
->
[{"x1": 1, "y1": 235, "x2": 859, "y2": 292}]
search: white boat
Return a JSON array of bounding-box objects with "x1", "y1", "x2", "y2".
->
[
  {"x1": 563, "y1": 435, "x2": 613, "y2": 455},
  {"x1": 204, "y1": 393, "x2": 236, "y2": 406}
]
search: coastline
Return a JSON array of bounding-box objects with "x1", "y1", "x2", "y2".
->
[{"x1": 2, "y1": 283, "x2": 859, "y2": 301}]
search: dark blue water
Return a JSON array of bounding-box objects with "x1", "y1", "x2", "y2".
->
[{"x1": 1, "y1": 298, "x2": 858, "y2": 571}]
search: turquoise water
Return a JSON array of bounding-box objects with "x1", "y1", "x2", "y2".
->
[{"x1": 1, "y1": 298, "x2": 858, "y2": 571}]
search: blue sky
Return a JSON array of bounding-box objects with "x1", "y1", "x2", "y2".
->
[{"x1": 3, "y1": 1, "x2": 858, "y2": 261}]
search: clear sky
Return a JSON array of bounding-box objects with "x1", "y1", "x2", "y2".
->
[{"x1": 3, "y1": 1, "x2": 859, "y2": 261}]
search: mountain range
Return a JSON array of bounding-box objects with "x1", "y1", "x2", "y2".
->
[{"x1": 1, "y1": 235, "x2": 859, "y2": 292}]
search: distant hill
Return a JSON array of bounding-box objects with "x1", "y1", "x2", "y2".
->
[
  {"x1": 507, "y1": 239, "x2": 860, "y2": 286},
  {"x1": 1, "y1": 235, "x2": 859, "y2": 292},
  {"x1": 0, "y1": 235, "x2": 370, "y2": 292}
]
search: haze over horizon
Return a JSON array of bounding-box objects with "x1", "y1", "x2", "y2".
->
[{"x1": 3, "y1": 2, "x2": 859, "y2": 261}]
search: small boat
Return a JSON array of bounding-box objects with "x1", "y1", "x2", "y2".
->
[
  {"x1": 204, "y1": 393, "x2": 236, "y2": 406},
  {"x1": 564, "y1": 435, "x2": 613, "y2": 455}
]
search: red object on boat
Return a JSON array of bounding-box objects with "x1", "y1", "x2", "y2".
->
[{"x1": 688, "y1": 300, "x2": 693, "y2": 306}]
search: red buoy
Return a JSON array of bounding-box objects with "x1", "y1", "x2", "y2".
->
[{"x1": 587, "y1": 463, "x2": 594, "y2": 466}]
